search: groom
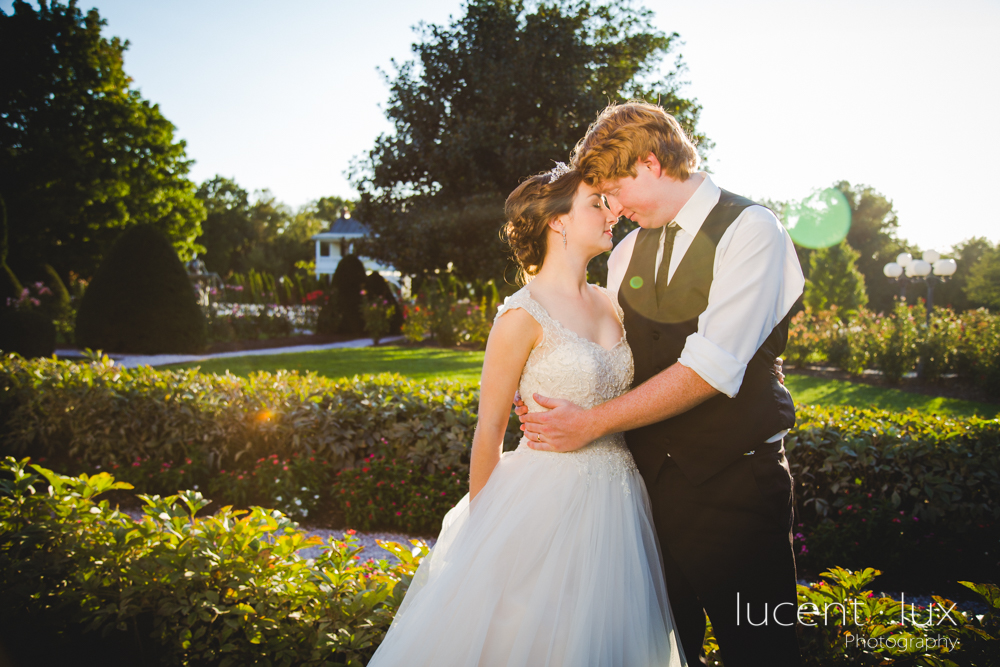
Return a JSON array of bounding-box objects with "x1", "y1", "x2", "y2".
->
[{"x1": 518, "y1": 102, "x2": 804, "y2": 666}]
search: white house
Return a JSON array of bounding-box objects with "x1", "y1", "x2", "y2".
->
[{"x1": 311, "y1": 208, "x2": 403, "y2": 288}]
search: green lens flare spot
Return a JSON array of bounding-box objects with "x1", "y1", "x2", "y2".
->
[
  {"x1": 629, "y1": 276, "x2": 644, "y2": 289},
  {"x1": 782, "y1": 187, "x2": 852, "y2": 249}
]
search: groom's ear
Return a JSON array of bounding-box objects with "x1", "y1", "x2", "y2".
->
[{"x1": 639, "y1": 153, "x2": 663, "y2": 178}]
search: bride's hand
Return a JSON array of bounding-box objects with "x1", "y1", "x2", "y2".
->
[
  {"x1": 519, "y1": 394, "x2": 591, "y2": 453},
  {"x1": 512, "y1": 391, "x2": 528, "y2": 416}
]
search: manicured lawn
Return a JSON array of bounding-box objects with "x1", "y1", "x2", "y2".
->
[
  {"x1": 171, "y1": 345, "x2": 486, "y2": 383},
  {"x1": 171, "y1": 346, "x2": 998, "y2": 418},
  {"x1": 783, "y1": 374, "x2": 998, "y2": 419}
]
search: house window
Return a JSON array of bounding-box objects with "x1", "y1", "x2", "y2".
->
[{"x1": 320, "y1": 242, "x2": 331, "y2": 257}]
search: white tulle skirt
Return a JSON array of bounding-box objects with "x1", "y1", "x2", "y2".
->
[{"x1": 368, "y1": 436, "x2": 687, "y2": 667}]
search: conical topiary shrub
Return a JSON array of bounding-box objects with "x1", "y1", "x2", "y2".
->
[
  {"x1": 75, "y1": 225, "x2": 205, "y2": 354},
  {"x1": 331, "y1": 255, "x2": 367, "y2": 337},
  {"x1": 364, "y1": 271, "x2": 403, "y2": 334}
]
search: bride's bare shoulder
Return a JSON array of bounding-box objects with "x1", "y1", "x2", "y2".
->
[{"x1": 488, "y1": 304, "x2": 543, "y2": 354}]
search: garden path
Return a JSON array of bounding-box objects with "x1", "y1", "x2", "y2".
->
[{"x1": 53, "y1": 335, "x2": 404, "y2": 369}]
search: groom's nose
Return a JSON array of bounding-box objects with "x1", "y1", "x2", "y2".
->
[{"x1": 605, "y1": 194, "x2": 624, "y2": 217}]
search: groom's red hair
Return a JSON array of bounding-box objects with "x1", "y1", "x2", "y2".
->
[{"x1": 572, "y1": 102, "x2": 700, "y2": 184}]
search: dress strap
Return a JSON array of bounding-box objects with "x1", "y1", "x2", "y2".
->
[{"x1": 493, "y1": 287, "x2": 551, "y2": 328}]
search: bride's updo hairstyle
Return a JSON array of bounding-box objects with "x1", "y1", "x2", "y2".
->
[{"x1": 502, "y1": 166, "x2": 583, "y2": 283}]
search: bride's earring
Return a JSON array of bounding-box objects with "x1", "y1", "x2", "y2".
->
[{"x1": 561, "y1": 228, "x2": 567, "y2": 249}]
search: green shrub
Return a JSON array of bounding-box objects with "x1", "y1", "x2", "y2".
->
[
  {"x1": 791, "y1": 566, "x2": 1000, "y2": 666},
  {"x1": 788, "y1": 405, "x2": 1000, "y2": 587},
  {"x1": 333, "y1": 454, "x2": 467, "y2": 533},
  {"x1": 2, "y1": 356, "x2": 997, "y2": 569},
  {"x1": 364, "y1": 271, "x2": 403, "y2": 334},
  {"x1": 786, "y1": 301, "x2": 999, "y2": 390},
  {"x1": 75, "y1": 224, "x2": 206, "y2": 354},
  {"x1": 956, "y1": 308, "x2": 1000, "y2": 394},
  {"x1": 0, "y1": 310, "x2": 56, "y2": 357},
  {"x1": 785, "y1": 307, "x2": 847, "y2": 367},
  {"x1": 920, "y1": 306, "x2": 963, "y2": 382},
  {"x1": 0, "y1": 457, "x2": 426, "y2": 666},
  {"x1": 873, "y1": 301, "x2": 922, "y2": 383},
  {"x1": 332, "y1": 256, "x2": 367, "y2": 336},
  {"x1": 2, "y1": 459, "x2": 997, "y2": 666},
  {"x1": 361, "y1": 292, "x2": 396, "y2": 345}
]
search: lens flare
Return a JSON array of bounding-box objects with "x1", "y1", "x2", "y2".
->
[{"x1": 782, "y1": 187, "x2": 851, "y2": 249}]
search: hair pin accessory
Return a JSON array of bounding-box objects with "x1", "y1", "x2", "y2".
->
[{"x1": 547, "y1": 162, "x2": 572, "y2": 183}]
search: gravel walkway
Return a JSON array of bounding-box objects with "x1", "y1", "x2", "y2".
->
[
  {"x1": 296, "y1": 527, "x2": 437, "y2": 562},
  {"x1": 118, "y1": 508, "x2": 434, "y2": 563},
  {"x1": 54, "y1": 335, "x2": 404, "y2": 369}
]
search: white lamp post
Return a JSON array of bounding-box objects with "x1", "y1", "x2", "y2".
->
[{"x1": 882, "y1": 249, "x2": 957, "y2": 324}]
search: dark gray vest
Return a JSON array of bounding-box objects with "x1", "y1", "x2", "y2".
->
[{"x1": 619, "y1": 190, "x2": 795, "y2": 485}]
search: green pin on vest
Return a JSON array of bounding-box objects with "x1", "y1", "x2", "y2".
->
[{"x1": 629, "y1": 276, "x2": 644, "y2": 289}]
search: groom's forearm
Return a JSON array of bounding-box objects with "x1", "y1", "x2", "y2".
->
[{"x1": 587, "y1": 363, "x2": 719, "y2": 438}]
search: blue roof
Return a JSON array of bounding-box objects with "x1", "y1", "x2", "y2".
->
[
  {"x1": 328, "y1": 216, "x2": 369, "y2": 235},
  {"x1": 311, "y1": 213, "x2": 369, "y2": 239}
]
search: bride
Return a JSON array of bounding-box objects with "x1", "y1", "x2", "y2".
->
[{"x1": 367, "y1": 163, "x2": 687, "y2": 667}]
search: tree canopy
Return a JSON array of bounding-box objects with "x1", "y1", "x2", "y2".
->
[
  {"x1": 803, "y1": 240, "x2": 868, "y2": 316},
  {"x1": 195, "y1": 177, "x2": 345, "y2": 278},
  {"x1": 0, "y1": 0, "x2": 204, "y2": 280},
  {"x1": 965, "y1": 244, "x2": 1000, "y2": 310},
  {"x1": 352, "y1": 0, "x2": 709, "y2": 282}
]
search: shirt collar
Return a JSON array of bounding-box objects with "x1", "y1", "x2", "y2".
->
[{"x1": 672, "y1": 172, "x2": 721, "y2": 236}]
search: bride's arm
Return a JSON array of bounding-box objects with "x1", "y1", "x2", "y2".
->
[{"x1": 469, "y1": 308, "x2": 540, "y2": 502}]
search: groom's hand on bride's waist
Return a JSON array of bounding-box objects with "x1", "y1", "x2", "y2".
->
[{"x1": 518, "y1": 394, "x2": 593, "y2": 452}]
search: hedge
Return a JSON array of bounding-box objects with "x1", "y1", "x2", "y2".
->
[
  {"x1": 1, "y1": 355, "x2": 998, "y2": 585},
  {"x1": 1, "y1": 459, "x2": 998, "y2": 666}
]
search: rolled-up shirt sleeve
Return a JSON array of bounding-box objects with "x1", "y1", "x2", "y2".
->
[{"x1": 677, "y1": 206, "x2": 804, "y2": 397}]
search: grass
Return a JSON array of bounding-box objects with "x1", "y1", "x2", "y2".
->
[
  {"x1": 170, "y1": 346, "x2": 998, "y2": 419},
  {"x1": 783, "y1": 374, "x2": 998, "y2": 419},
  {"x1": 171, "y1": 345, "x2": 486, "y2": 383}
]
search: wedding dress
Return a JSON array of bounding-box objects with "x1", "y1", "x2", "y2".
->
[{"x1": 368, "y1": 285, "x2": 686, "y2": 667}]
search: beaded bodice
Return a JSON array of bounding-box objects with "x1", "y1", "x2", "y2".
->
[{"x1": 494, "y1": 284, "x2": 638, "y2": 485}]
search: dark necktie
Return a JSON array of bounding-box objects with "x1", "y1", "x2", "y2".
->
[{"x1": 654, "y1": 223, "x2": 680, "y2": 299}]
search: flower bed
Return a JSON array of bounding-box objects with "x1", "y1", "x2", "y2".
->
[
  {"x1": 206, "y1": 303, "x2": 321, "y2": 343},
  {"x1": 786, "y1": 303, "x2": 1000, "y2": 391}
]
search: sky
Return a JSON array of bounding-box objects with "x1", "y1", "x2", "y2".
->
[{"x1": 4, "y1": 0, "x2": 999, "y2": 254}]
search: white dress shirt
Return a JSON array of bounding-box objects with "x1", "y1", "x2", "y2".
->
[{"x1": 607, "y1": 174, "x2": 804, "y2": 435}]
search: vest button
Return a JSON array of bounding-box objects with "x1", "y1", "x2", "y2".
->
[{"x1": 652, "y1": 332, "x2": 660, "y2": 340}]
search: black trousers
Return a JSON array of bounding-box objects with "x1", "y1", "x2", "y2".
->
[{"x1": 646, "y1": 441, "x2": 801, "y2": 667}]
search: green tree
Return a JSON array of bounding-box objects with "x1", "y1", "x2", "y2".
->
[
  {"x1": 315, "y1": 196, "x2": 356, "y2": 224},
  {"x1": 195, "y1": 177, "x2": 326, "y2": 279},
  {"x1": 195, "y1": 176, "x2": 255, "y2": 277},
  {"x1": 934, "y1": 237, "x2": 995, "y2": 311},
  {"x1": 966, "y1": 247, "x2": 1000, "y2": 309},
  {"x1": 353, "y1": 0, "x2": 709, "y2": 282},
  {"x1": 0, "y1": 1, "x2": 205, "y2": 280},
  {"x1": 803, "y1": 240, "x2": 868, "y2": 316},
  {"x1": 835, "y1": 181, "x2": 911, "y2": 314}
]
